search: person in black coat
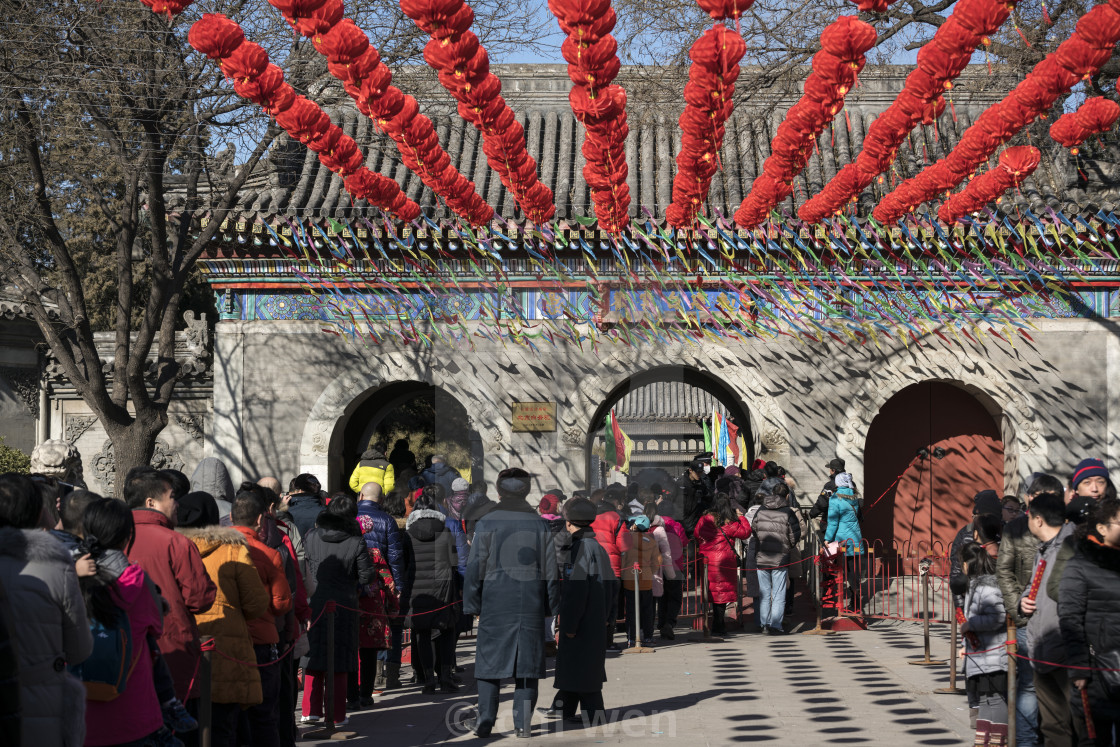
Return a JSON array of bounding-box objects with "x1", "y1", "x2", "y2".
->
[
  {"x1": 462, "y1": 468, "x2": 561, "y2": 739},
  {"x1": 540, "y1": 497, "x2": 615, "y2": 725},
  {"x1": 303, "y1": 495, "x2": 375, "y2": 724},
  {"x1": 404, "y1": 490, "x2": 460, "y2": 694},
  {"x1": 681, "y1": 461, "x2": 712, "y2": 538},
  {"x1": 808, "y1": 457, "x2": 844, "y2": 530},
  {"x1": 282, "y1": 474, "x2": 324, "y2": 538},
  {"x1": 1058, "y1": 496, "x2": 1120, "y2": 739}
]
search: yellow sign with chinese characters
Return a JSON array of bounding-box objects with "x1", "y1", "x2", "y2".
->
[{"x1": 511, "y1": 402, "x2": 557, "y2": 432}]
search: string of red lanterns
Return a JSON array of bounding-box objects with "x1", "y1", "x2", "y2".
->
[
  {"x1": 401, "y1": 0, "x2": 556, "y2": 225},
  {"x1": 1050, "y1": 96, "x2": 1120, "y2": 154},
  {"x1": 667, "y1": 25, "x2": 746, "y2": 228},
  {"x1": 937, "y1": 145, "x2": 1039, "y2": 223},
  {"x1": 549, "y1": 0, "x2": 631, "y2": 233},
  {"x1": 736, "y1": 14, "x2": 876, "y2": 228},
  {"x1": 873, "y1": 2, "x2": 1120, "y2": 224},
  {"x1": 799, "y1": 0, "x2": 1017, "y2": 225},
  {"x1": 188, "y1": 14, "x2": 420, "y2": 220},
  {"x1": 268, "y1": 0, "x2": 493, "y2": 226}
]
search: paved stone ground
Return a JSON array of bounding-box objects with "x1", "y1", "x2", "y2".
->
[{"x1": 299, "y1": 618, "x2": 972, "y2": 746}]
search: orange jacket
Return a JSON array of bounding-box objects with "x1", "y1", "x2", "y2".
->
[
  {"x1": 619, "y1": 530, "x2": 662, "y2": 591},
  {"x1": 233, "y1": 526, "x2": 293, "y2": 645}
]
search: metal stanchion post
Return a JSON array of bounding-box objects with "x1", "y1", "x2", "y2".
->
[
  {"x1": 803, "y1": 535, "x2": 833, "y2": 636},
  {"x1": 199, "y1": 636, "x2": 213, "y2": 747},
  {"x1": 1007, "y1": 616, "x2": 1018, "y2": 746},
  {"x1": 304, "y1": 605, "x2": 355, "y2": 741},
  {"x1": 623, "y1": 565, "x2": 654, "y2": 654},
  {"x1": 909, "y1": 558, "x2": 946, "y2": 666},
  {"x1": 934, "y1": 610, "x2": 966, "y2": 694}
]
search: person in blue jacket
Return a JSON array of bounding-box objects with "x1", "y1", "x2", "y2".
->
[{"x1": 824, "y1": 472, "x2": 865, "y2": 612}]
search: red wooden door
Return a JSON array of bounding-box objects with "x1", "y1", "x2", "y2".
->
[{"x1": 862, "y1": 381, "x2": 1003, "y2": 553}]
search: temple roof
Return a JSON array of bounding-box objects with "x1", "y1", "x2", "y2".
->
[{"x1": 170, "y1": 64, "x2": 1120, "y2": 225}]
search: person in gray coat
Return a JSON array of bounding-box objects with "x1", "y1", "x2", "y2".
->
[
  {"x1": 190, "y1": 457, "x2": 235, "y2": 525},
  {"x1": 1019, "y1": 492, "x2": 1087, "y2": 746},
  {"x1": 462, "y1": 468, "x2": 561, "y2": 739},
  {"x1": 752, "y1": 478, "x2": 802, "y2": 634},
  {"x1": 0, "y1": 473, "x2": 93, "y2": 746}
]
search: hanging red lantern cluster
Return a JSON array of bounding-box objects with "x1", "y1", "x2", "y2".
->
[
  {"x1": 137, "y1": 0, "x2": 191, "y2": 18},
  {"x1": 667, "y1": 25, "x2": 746, "y2": 228},
  {"x1": 1050, "y1": 96, "x2": 1120, "y2": 153},
  {"x1": 937, "y1": 145, "x2": 1040, "y2": 223},
  {"x1": 799, "y1": 0, "x2": 1015, "y2": 225},
  {"x1": 874, "y1": 2, "x2": 1120, "y2": 224},
  {"x1": 549, "y1": 0, "x2": 630, "y2": 232},
  {"x1": 188, "y1": 14, "x2": 419, "y2": 220},
  {"x1": 402, "y1": 0, "x2": 556, "y2": 225},
  {"x1": 735, "y1": 15, "x2": 875, "y2": 228},
  {"x1": 266, "y1": 0, "x2": 493, "y2": 225}
]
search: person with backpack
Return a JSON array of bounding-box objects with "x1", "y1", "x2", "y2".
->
[
  {"x1": 619, "y1": 515, "x2": 661, "y2": 648},
  {"x1": 177, "y1": 492, "x2": 270, "y2": 747},
  {"x1": 404, "y1": 489, "x2": 461, "y2": 694},
  {"x1": 79, "y1": 499, "x2": 167, "y2": 747},
  {"x1": 752, "y1": 479, "x2": 802, "y2": 635},
  {"x1": 0, "y1": 473, "x2": 92, "y2": 746},
  {"x1": 960, "y1": 542, "x2": 1010, "y2": 747},
  {"x1": 65, "y1": 490, "x2": 197, "y2": 743}
]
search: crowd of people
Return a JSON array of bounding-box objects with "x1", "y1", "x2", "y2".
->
[
  {"x1": 935, "y1": 459, "x2": 1120, "y2": 747},
  {"x1": 0, "y1": 442, "x2": 1115, "y2": 745}
]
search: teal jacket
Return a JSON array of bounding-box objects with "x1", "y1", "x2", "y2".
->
[{"x1": 824, "y1": 489, "x2": 863, "y2": 556}]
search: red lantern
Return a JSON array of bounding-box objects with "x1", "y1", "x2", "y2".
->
[
  {"x1": 188, "y1": 14, "x2": 244, "y2": 59},
  {"x1": 1075, "y1": 4, "x2": 1120, "y2": 49},
  {"x1": 220, "y1": 42, "x2": 269, "y2": 82},
  {"x1": 287, "y1": 0, "x2": 344, "y2": 37},
  {"x1": 313, "y1": 19, "x2": 369, "y2": 64},
  {"x1": 953, "y1": 0, "x2": 1012, "y2": 36},
  {"x1": 695, "y1": 0, "x2": 755, "y2": 21},
  {"x1": 1077, "y1": 96, "x2": 1120, "y2": 134},
  {"x1": 820, "y1": 16, "x2": 877, "y2": 62}
]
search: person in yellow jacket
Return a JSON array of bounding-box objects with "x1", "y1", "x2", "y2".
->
[
  {"x1": 348, "y1": 447, "x2": 395, "y2": 495},
  {"x1": 618, "y1": 514, "x2": 661, "y2": 648}
]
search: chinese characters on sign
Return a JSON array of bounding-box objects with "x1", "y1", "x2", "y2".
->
[{"x1": 511, "y1": 402, "x2": 557, "y2": 432}]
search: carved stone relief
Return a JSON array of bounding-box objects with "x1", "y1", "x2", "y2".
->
[{"x1": 64, "y1": 415, "x2": 98, "y2": 445}]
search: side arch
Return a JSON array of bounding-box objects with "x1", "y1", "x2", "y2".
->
[{"x1": 837, "y1": 349, "x2": 1046, "y2": 497}]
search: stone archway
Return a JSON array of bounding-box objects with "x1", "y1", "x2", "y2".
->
[
  {"x1": 837, "y1": 348, "x2": 1047, "y2": 500},
  {"x1": 558, "y1": 346, "x2": 791, "y2": 487},
  {"x1": 297, "y1": 351, "x2": 503, "y2": 491}
]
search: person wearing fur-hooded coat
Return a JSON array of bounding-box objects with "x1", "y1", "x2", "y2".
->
[
  {"x1": 179, "y1": 522, "x2": 271, "y2": 746},
  {"x1": 0, "y1": 527, "x2": 92, "y2": 746}
]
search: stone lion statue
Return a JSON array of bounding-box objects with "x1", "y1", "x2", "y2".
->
[{"x1": 30, "y1": 439, "x2": 86, "y2": 487}]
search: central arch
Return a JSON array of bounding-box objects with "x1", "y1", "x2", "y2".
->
[{"x1": 583, "y1": 365, "x2": 757, "y2": 490}]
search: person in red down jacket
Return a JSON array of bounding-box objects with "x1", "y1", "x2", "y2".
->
[
  {"x1": 590, "y1": 488, "x2": 624, "y2": 650},
  {"x1": 125, "y1": 469, "x2": 217, "y2": 704},
  {"x1": 695, "y1": 496, "x2": 751, "y2": 636}
]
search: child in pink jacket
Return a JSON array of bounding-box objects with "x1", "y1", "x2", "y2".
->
[{"x1": 81, "y1": 499, "x2": 166, "y2": 747}]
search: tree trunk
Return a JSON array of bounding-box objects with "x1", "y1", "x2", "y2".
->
[{"x1": 104, "y1": 420, "x2": 162, "y2": 500}]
